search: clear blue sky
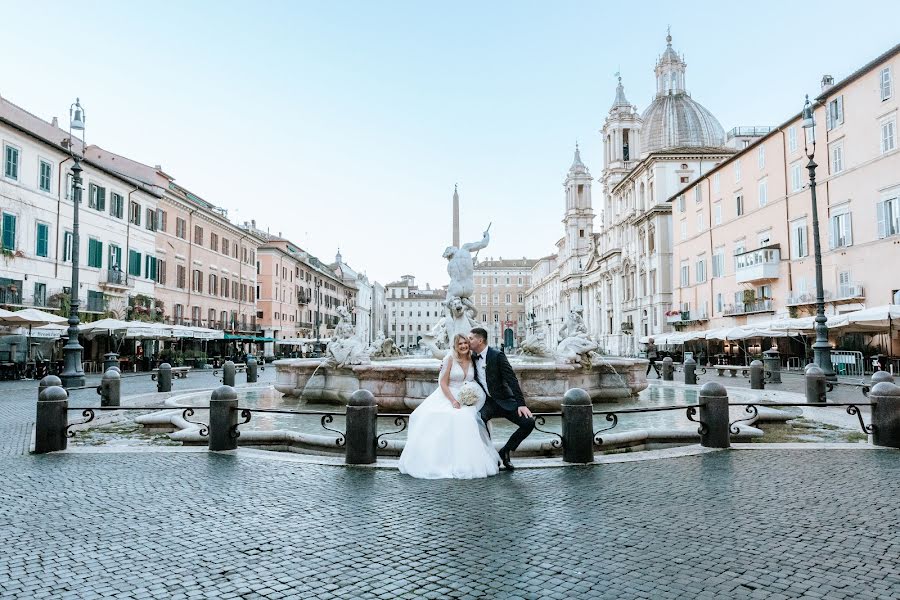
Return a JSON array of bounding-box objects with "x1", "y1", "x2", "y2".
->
[{"x1": 2, "y1": 1, "x2": 897, "y2": 287}]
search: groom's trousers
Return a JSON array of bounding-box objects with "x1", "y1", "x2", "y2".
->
[{"x1": 480, "y1": 399, "x2": 535, "y2": 452}]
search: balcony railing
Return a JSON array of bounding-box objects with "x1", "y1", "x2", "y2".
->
[
  {"x1": 666, "y1": 311, "x2": 709, "y2": 324},
  {"x1": 726, "y1": 126, "x2": 774, "y2": 139},
  {"x1": 723, "y1": 299, "x2": 775, "y2": 316},
  {"x1": 836, "y1": 285, "x2": 865, "y2": 301},
  {"x1": 786, "y1": 286, "x2": 864, "y2": 306},
  {"x1": 100, "y1": 268, "x2": 131, "y2": 288},
  {"x1": 734, "y1": 246, "x2": 781, "y2": 283}
]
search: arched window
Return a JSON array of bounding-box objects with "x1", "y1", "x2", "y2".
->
[{"x1": 639, "y1": 182, "x2": 646, "y2": 210}]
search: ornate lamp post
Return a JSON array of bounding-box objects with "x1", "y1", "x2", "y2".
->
[
  {"x1": 60, "y1": 99, "x2": 86, "y2": 388},
  {"x1": 314, "y1": 279, "x2": 322, "y2": 345},
  {"x1": 802, "y1": 95, "x2": 836, "y2": 382},
  {"x1": 529, "y1": 310, "x2": 537, "y2": 333}
]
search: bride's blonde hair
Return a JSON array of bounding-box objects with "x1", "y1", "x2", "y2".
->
[{"x1": 451, "y1": 333, "x2": 471, "y2": 363}]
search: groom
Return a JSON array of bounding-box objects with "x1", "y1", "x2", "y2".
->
[{"x1": 468, "y1": 327, "x2": 534, "y2": 470}]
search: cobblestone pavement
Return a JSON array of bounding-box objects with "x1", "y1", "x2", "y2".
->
[{"x1": 2, "y1": 371, "x2": 900, "y2": 598}]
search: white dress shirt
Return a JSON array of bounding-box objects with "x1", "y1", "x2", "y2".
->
[{"x1": 474, "y1": 348, "x2": 488, "y2": 393}]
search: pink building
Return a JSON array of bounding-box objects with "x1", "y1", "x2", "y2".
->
[{"x1": 671, "y1": 44, "x2": 900, "y2": 354}]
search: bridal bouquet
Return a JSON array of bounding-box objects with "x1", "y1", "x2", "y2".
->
[{"x1": 456, "y1": 382, "x2": 482, "y2": 406}]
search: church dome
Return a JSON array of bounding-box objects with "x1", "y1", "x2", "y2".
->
[{"x1": 639, "y1": 33, "x2": 725, "y2": 154}]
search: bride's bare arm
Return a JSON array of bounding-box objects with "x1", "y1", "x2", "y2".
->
[{"x1": 440, "y1": 356, "x2": 461, "y2": 409}]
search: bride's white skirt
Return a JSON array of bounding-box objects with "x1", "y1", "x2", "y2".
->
[{"x1": 398, "y1": 386, "x2": 500, "y2": 480}]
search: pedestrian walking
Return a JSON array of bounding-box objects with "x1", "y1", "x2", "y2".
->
[{"x1": 645, "y1": 338, "x2": 660, "y2": 377}]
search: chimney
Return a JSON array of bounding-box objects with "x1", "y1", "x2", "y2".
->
[
  {"x1": 51, "y1": 117, "x2": 58, "y2": 128},
  {"x1": 251, "y1": 219, "x2": 256, "y2": 229},
  {"x1": 821, "y1": 75, "x2": 835, "y2": 92}
]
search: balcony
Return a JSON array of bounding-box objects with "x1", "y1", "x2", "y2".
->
[
  {"x1": 726, "y1": 126, "x2": 774, "y2": 140},
  {"x1": 787, "y1": 285, "x2": 865, "y2": 306},
  {"x1": 99, "y1": 268, "x2": 132, "y2": 291},
  {"x1": 723, "y1": 299, "x2": 775, "y2": 316},
  {"x1": 734, "y1": 246, "x2": 781, "y2": 284},
  {"x1": 666, "y1": 310, "x2": 709, "y2": 324}
]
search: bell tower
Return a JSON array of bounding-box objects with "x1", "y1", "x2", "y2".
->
[
  {"x1": 563, "y1": 144, "x2": 594, "y2": 273},
  {"x1": 600, "y1": 75, "x2": 642, "y2": 218}
]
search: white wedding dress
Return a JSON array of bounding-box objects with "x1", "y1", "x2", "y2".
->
[{"x1": 398, "y1": 357, "x2": 500, "y2": 479}]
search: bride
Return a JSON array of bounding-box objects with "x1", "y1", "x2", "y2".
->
[{"x1": 399, "y1": 334, "x2": 500, "y2": 479}]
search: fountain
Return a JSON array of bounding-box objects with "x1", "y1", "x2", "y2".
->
[{"x1": 275, "y1": 226, "x2": 648, "y2": 411}]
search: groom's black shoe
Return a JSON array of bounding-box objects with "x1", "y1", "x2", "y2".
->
[{"x1": 499, "y1": 448, "x2": 514, "y2": 471}]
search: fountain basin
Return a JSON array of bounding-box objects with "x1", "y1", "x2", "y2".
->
[{"x1": 274, "y1": 356, "x2": 649, "y2": 411}]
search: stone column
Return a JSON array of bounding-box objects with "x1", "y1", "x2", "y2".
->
[
  {"x1": 35, "y1": 384, "x2": 68, "y2": 453},
  {"x1": 223, "y1": 360, "x2": 236, "y2": 387},
  {"x1": 699, "y1": 381, "x2": 729, "y2": 448},
  {"x1": 157, "y1": 362, "x2": 172, "y2": 393},
  {"x1": 662, "y1": 357, "x2": 674, "y2": 381},
  {"x1": 209, "y1": 385, "x2": 238, "y2": 451},
  {"x1": 750, "y1": 360, "x2": 765, "y2": 390},
  {"x1": 805, "y1": 365, "x2": 826, "y2": 404},
  {"x1": 683, "y1": 357, "x2": 697, "y2": 385},
  {"x1": 246, "y1": 355, "x2": 258, "y2": 384},
  {"x1": 345, "y1": 389, "x2": 377, "y2": 465},
  {"x1": 871, "y1": 381, "x2": 900, "y2": 448},
  {"x1": 97, "y1": 368, "x2": 121, "y2": 407},
  {"x1": 561, "y1": 387, "x2": 593, "y2": 463}
]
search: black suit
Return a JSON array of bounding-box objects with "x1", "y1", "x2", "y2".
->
[{"x1": 473, "y1": 347, "x2": 534, "y2": 453}]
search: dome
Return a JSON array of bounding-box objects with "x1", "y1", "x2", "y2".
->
[
  {"x1": 640, "y1": 93, "x2": 725, "y2": 153},
  {"x1": 639, "y1": 32, "x2": 726, "y2": 154}
]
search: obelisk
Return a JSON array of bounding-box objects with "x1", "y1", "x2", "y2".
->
[{"x1": 452, "y1": 184, "x2": 460, "y2": 247}]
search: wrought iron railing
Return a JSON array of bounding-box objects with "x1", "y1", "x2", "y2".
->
[{"x1": 232, "y1": 407, "x2": 347, "y2": 446}]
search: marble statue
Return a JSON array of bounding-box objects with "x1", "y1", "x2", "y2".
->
[
  {"x1": 556, "y1": 306, "x2": 599, "y2": 367},
  {"x1": 369, "y1": 330, "x2": 401, "y2": 358},
  {"x1": 422, "y1": 295, "x2": 479, "y2": 359},
  {"x1": 324, "y1": 306, "x2": 370, "y2": 368},
  {"x1": 443, "y1": 229, "x2": 490, "y2": 319},
  {"x1": 520, "y1": 328, "x2": 553, "y2": 358}
]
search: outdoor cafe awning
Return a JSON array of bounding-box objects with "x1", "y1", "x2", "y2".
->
[{"x1": 223, "y1": 334, "x2": 275, "y2": 342}]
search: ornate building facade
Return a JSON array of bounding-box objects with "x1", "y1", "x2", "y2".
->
[{"x1": 527, "y1": 34, "x2": 755, "y2": 355}]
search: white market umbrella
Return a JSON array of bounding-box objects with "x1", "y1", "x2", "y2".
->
[
  {"x1": 0, "y1": 308, "x2": 68, "y2": 361},
  {"x1": 845, "y1": 304, "x2": 900, "y2": 329},
  {"x1": 0, "y1": 308, "x2": 67, "y2": 327}
]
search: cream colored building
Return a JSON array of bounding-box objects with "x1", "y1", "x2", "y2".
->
[
  {"x1": 527, "y1": 34, "x2": 756, "y2": 356},
  {"x1": 255, "y1": 237, "x2": 358, "y2": 351},
  {"x1": 88, "y1": 150, "x2": 264, "y2": 334},
  {"x1": 0, "y1": 96, "x2": 159, "y2": 322},
  {"x1": 671, "y1": 44, "x2": 900, "y2": 348},
  {"x1": 385, "y1": 275, "x2": 446, "y2": 349},
  {"x1": 474, "y1": 258, "x2": 537, "y2": 348}
]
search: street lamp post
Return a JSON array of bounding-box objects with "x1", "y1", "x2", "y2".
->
[
  {"x1": 60, "y1": 98, "x2": 86, "y2": 388},
  {"x1": 314, "y1": 279, "x2": 322, "y2": 345},
  {"x1": 802, "y1": 95, "x2": 836, "y2": 382}
]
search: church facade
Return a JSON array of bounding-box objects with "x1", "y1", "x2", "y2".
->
[{"x1": 527, "y1": 34, "x2": 757, "y2": 356}]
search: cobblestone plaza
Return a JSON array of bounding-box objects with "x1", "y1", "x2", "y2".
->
[{"x1": 1, "y1": 371, "x2": 899, "y2": 599}]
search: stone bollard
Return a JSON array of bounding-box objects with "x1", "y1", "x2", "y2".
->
[
  {"x1": 870, "y1": 382, "x2": 900, "y2": 448},
  {"x1": 750, "y1": 360, "x2": 765, "y2": 390},
  {"x1": 103, "y1": 352, "x2": 120, "y2": 373},
  {"x1": 96, "y1": 368, "x2": 121, "y2": 407},
  {"x1": 35, "y1": 385, "x2": 68, "y2": 453},
  {"x1": 157, "y1": 362, "x2": 172, "y2": 393},
  {"x1": 662, "y1": 357, "x2": 674, "y2": 381},
  {"x1": 683, "y1": 357, "x2": 697, "y2": 385},
  {"x1": 763, "y1": 347, "x2": 781, "y2": 384},
  {"x1": 562, "y1": 387, "x2": 593, "y2": 463},
  {"x1": 872, "y1": 371, "x2": 894, "y2": 385},
  {"x1": 345, "y1": 389, "x2": 377, "y2": 465},
  {"x1": 39, "y1": 374, "x2": 63, "y2": 397},
  {"x1": 209, "y1": 385, "x2": 238, "y2": 451},
  {"x1": 223, "y1": 360, "x2": 236, "y2": 387},
  {"x1": 246, "y1": 355, "x2": 258, "y2": 384},
  {"x1": 805, "y1": 365, "x2": 826, "y2": 403},
  {"x1": 699, "y1": 381, "x2": 730, "y2": 448}
]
